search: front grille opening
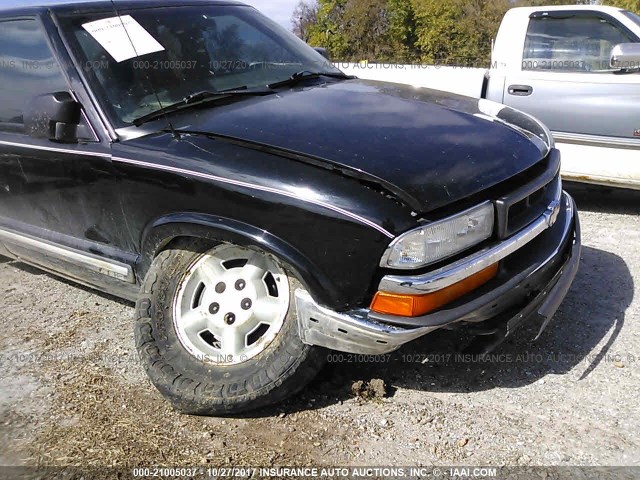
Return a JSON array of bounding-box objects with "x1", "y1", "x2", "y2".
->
[
  {"x1": 529, "y1": 186, "x2": 546, "y2": 206},
  {"x1": 505, "y1": 176, "x2": 558, "y2": 237},
  {"x1": 510, "y1": 198, "x2": 528, "y2": 218}
]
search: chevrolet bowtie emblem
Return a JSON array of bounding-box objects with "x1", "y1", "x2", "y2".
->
[{"x1": 546, "y1": 200, "x2": 561, "y2": 227}]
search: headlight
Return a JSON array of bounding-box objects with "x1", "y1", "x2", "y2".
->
[{"x1": 381, "y1": 201, "x2": 495, "y2": 269}]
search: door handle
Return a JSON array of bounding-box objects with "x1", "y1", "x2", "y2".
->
[{"x1": 508, "y1": 85, "x2": 533, "y2": 96}]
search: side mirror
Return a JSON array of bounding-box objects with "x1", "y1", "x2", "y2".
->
[
  {"x1": 610, "y1": 43, "x2": 640, "y2": 70},
  {"x1": 24, "y1": 92, "x2": 81, "y2": 143},
  {"x1": 313, "y1": 47, "x2": 331, "y2": 61}
]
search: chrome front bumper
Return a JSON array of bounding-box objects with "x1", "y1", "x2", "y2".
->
[
  {"x1": 296, "y1": 192, "x2": 580, "y2": 355},
  {"x1": 295, "y1": 290, "x2": 442, "y2": 355}
]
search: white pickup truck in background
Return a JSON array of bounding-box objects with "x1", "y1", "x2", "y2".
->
[{"x1": 339, "y1": 5, "x2": 640, "y2": 190}]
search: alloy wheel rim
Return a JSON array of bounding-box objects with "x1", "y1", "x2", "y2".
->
[{"x1": 173, "y1": 244, "x2": 290, "y2": 365}]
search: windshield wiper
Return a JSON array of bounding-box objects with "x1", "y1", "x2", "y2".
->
[
  {"x1": 267, "y1": 71, "x2": 355, "y2": 89},
  {"x1": 132, "y1": 86, "x2": 275, "y2": 126}
]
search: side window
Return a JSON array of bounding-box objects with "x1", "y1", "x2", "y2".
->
[
  {"x1": 523, "y1": 15, "x2": 633, "y2": 73},
  {"x1": 0, "y1": 19, "x2": 68, "y2": 133}
]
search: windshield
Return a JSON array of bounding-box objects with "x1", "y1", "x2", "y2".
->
[
  {"x1": 622, "y1": 10, "x2": 640, "y2": 28},
  {"x1": 58, "y1": 5, "x2": 340, "y2": 128}
]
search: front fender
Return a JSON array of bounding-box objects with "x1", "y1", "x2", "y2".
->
[{"x1": 138, "y1": 212, "x2": 340, "y2": 309}]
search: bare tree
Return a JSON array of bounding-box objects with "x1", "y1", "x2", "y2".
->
[{"x1": 291, "y1": 0, "x2": 319, "y2": 42}]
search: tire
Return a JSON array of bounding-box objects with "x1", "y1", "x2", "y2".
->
[{"x1": 134, "y1": 238, "x2": 326, "y2": 415}]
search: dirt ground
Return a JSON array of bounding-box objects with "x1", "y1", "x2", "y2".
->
[{"x1": 1, "y1": 184, "x2": 639, "y2": 472}]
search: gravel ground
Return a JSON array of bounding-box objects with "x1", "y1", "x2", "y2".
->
[{"x1": 0, "y1": 184, "x2": 639, "y2": 472}]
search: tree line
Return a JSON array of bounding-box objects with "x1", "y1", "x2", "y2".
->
[{"x1": 291, "y1": 0, "x2": 640, "y2": 66}]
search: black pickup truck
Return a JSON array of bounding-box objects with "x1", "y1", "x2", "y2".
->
[{"x1": 0, "y1": 0, "x2": 580, "y2": 415}]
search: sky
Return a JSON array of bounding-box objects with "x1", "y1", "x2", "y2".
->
[{"x1": 243, "y1": 0, "x2": 299, "y2": 29}]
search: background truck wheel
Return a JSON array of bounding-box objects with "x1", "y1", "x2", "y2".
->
[{"x1": 134, "y1": 238, "x2": 326, "y2": 415}]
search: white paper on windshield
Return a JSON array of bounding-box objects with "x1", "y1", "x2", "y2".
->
[{"x1": 82, "y1": 15, "x2": 164, "y2": 63}]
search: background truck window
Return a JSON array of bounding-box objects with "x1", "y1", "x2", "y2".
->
[{"x1": 522, "y1": 15, "x2": 633, "y2": 73}]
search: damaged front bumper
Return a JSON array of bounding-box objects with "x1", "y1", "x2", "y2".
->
[{"x1": 296, "y1": 191, "x2": 581, "y2": 355}]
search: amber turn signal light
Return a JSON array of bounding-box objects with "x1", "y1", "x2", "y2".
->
[{"x1": 370, "y1": 263, "x2": 499, "y2": 317}]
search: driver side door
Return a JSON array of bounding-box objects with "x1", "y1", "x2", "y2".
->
[{"x1": 0, "y1": 15, "x2": 135, "y2": 291}]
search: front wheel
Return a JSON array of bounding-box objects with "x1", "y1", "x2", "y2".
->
[{"x1": 135, "y1": 239, "x2": 326, "y2": 415}]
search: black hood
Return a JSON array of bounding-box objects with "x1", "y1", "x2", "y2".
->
[{"x1": 171, "y1": 79, "x2": 551, "y2": 212}]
